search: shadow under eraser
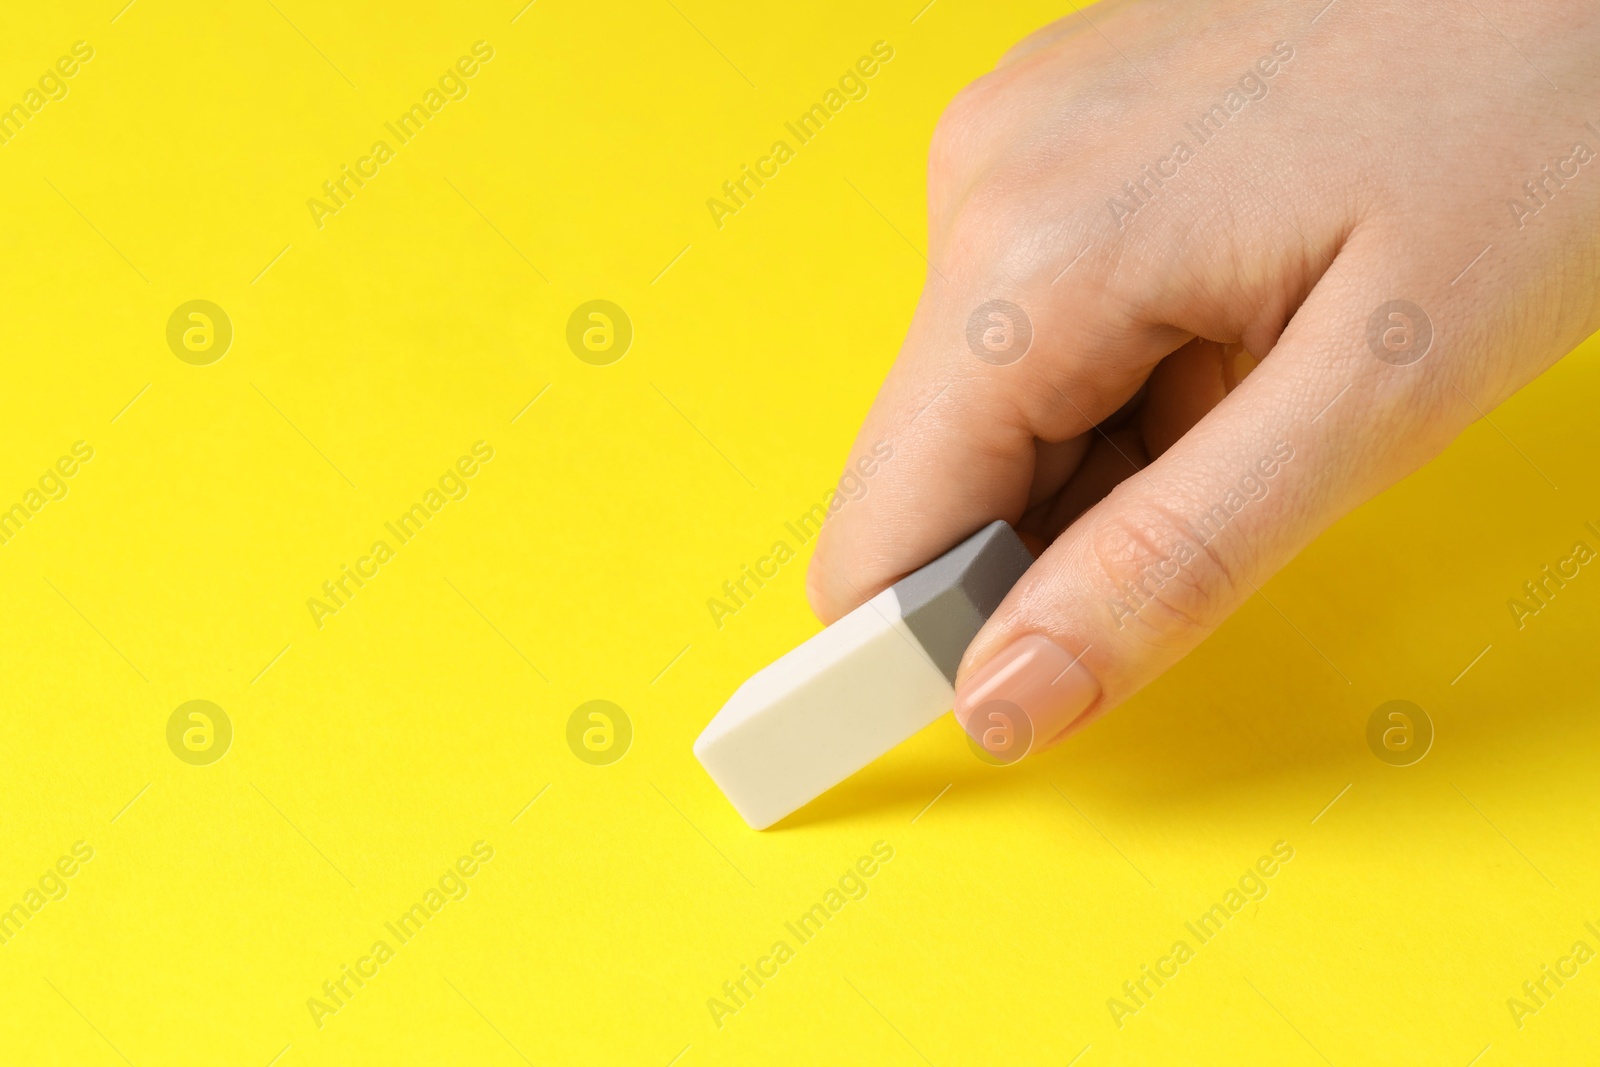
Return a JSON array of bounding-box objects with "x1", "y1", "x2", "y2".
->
[{"x1": 693, "y1": 521, "x2": 1033, "y2": 829}]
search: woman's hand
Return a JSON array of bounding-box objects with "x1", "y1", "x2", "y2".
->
[{"x1": 806, "y1": 0, "x2": 1600, "y2": 757}]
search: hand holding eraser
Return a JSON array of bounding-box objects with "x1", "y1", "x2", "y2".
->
[{"x1": 694, "y1": 521, "x2": 1033, "y2": 829}]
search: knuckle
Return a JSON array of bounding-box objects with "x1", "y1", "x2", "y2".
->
[
  {"x1": 930, "y1": 77, "x2": 996, "y2": 160},
  {"x1": 939, "y1": 179, "x2": 1064, "y2": 289},
  {"x1": 928, "y1": 74, "x2": 1021, "y2": 204},
  {"x1": 1088, "y1": 505, "x2": 1239, "y2": 642}
]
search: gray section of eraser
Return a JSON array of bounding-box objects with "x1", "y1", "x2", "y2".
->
[{"x1": 891, "y1": 521, "x2": 1034, "y2": 684}]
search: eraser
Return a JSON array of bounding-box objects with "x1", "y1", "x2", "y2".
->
[{"x1": 694, "y1": 521, "x2": 1033, "y2": 829}]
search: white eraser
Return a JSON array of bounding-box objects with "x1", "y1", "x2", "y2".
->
[{"x1": 694, "y1": 522, "x2": 1033, "y2": 829}]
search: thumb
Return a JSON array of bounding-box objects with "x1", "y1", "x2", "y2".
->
[{"x1": 954, "y1": 262, "x2": 1463, "y2": 760}]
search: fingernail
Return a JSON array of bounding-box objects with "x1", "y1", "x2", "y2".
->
[{"x1": 954, "y1": 634, "x2": 1101, "y2": 760}]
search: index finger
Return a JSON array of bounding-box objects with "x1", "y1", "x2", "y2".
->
[{"x1": 805, "y1": 278, "x2": 1171, "y2": 623}]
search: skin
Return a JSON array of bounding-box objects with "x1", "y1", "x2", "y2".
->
[{"x1": 806, "y1": 0, "x2": 1600, "y2": 751}]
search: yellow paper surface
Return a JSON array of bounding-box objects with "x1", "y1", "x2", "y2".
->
[{"x1": 2, "y1": 2, "x2": 1598, "y2": 1064}]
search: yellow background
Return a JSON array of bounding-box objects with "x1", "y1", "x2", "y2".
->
[{"x1": 2, "y1": 1, "x2": 1598, "y2": 1063}]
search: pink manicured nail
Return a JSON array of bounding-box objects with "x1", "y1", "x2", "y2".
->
[{"x1": 954, "y1": 635, "x2": 1101, "y2": 760}]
